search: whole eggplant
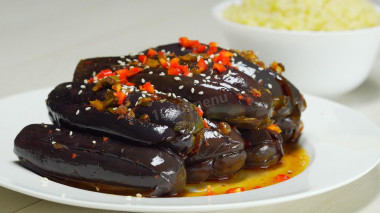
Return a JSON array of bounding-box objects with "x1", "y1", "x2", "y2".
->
[
  {"x1": 47, "y1": 82, "x2": 203, "y2": 154},
  {"x1": 14, "y1": 124, "x2": 186, "y2": 197},
  {"x1": 73, "y1": 44, "x2": 274, "y2": 130},
  {"x1": 185, "y1": 120, "x2": 246, "y2": 182}
]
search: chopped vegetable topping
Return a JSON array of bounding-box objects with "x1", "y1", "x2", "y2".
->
[
  {"x1": 213, "y1": 63, "x2": 226, "y2": 72},
  {"x1": 138, "y1": 55, "x2": 147, "y2": 64},
  {"x1": 275, "y1": 174, "x2": 290, "y2": 182},
  {"x1": 146, "y1": 48, "x2": 158, "y2": 57},
  {"x1": 196, "y1": 107, "x2": 203, "y2": 117},
  {"x1": 197, "y1": 58, "x2": 207, "y2": 72},
  {"x1": 139, "y1": 82, "x2": 155, "y2": 94},
  {"x1": 225, "y1": 187, "x2": 244, "y2": 194}
]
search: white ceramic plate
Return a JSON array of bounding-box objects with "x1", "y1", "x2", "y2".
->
[{"x1": 1, "y1": 88, "x2": 380, "y2": 212}]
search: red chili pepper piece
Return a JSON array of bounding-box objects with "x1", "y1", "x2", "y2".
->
[
  {"x1": 72, "y1": 153, "x2": 77, "y2": 159},
  {"x1": 114, "y1": 91, "x2": 127, "y2": 105},
  {"x1": 275, "y1": 174, "x2": 290, "y2": 182},
  {"x1": 196, "y1": 107, "x2": 203, "y2": 117},
  {"x1": 195, "y1": 44, "x2": 206, "y2": 53},
  {"x1": 138, "y1": 55, "x2": 147, "y2": 64},
  {"x1": 207, "y1": 42, "x2": 218, "y2": 55},
  {"x1": 197, "y1": 58, "x2": 207, "y2": 72},
  {"x1": 179, "y1": 37, "x2": 200, "y2": 49},
  {"x1": 126, "y1": 67, "x2": 143, "y2": 77},
  {"x1": 139, "y1": 82, "x2": 155, "y2": 94},
  {"x1": 96, "y1": 69, "x2": 115, "y2": 79},
  {"x1": 213, "y1": 63, "x2": 227, "y2": 72},
  {"x1": 225, "y1": 187, "x2": 244, "y2": 194},
  {"x1": 203, "y1": 119, "x2": 210, "y2": 129},
  {"x1": 147, "y1": 48, "x2": 158, "y2": 57},
  {"x1": 168, "y1": 67, "x2": 181, "y2": 76}
]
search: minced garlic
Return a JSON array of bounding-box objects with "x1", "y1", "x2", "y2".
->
[{"x1": 223, "y1": 0, "x2": 380, "y2": 31}]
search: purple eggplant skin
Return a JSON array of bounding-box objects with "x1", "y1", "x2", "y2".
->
[
  {"x1": 46, "y1": 82, "x2": 203, "y2": 154},
  {"x1": 241, "y1": 129, "x2": 284, "y2": 169},
  {"x1": 14, "y1": 124, "x2": 186, "y2": 197},
  {"x1": 185, "y1": 120, "x2": 247, "y2": 182},
  {"x1": 72, "y1": 44, "x2": 274, "y2": 129}
]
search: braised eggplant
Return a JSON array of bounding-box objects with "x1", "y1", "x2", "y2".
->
[
  {"x1": 14, "y1": 124, "x2": 186, "y2": 197},
  {"x1": 186, "y1": 120, "x2": 246, "y2": 182},
  {"x1": 73, "y1": 45, "x2": 274, "y2": 130},
  {"x1": 241, "y1": 129, "x2": 284, "y2": 169},
  {"x1": 47, "y1": 82, "x2": 203, "y2": 154}
]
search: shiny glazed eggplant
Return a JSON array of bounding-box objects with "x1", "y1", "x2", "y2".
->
[
  {"x1": 241, "y1": 129, "x2": 284, "y2": 169},
  {"x1": 73, "y1": 45, "x2": 274, "y2": 130},
  {"x1": 185, "y1": 120, "x2": 247, "y2": 182},
  {"x1": 14, "y1": 124, "x2": 186, "y2": 197},
  {"x1": 47, "y1": 82, "x2": 203, "y2": 154}
]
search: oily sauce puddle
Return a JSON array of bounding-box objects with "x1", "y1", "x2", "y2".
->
[{"x1": 182, "y1": 143, "x2": 309, "y2": 196}]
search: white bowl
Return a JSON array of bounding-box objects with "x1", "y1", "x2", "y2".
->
[{"x1": 213, "y1": 0, "x2": 380, "y2": 97}]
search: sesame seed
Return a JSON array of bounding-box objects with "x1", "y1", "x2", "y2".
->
[
  {"x1": 233, "y1": 88, "x2": 240, "y2": 92},
  {"x1": 208, "y1": 58, "x2": 212, "y2": 63},
  {"x1": 78, "y1": 90, "x2": 83, "y2": 95},
  {"x1": 258, "y1": 79, "x2": 263, "y2": 84},
  {"x1": 181, "y1": 47, "x2": 185, "y2": 51},
  {"x1": 198, "y1": 91, "x2": 204, "y2": 95},
  {"x1": 126, "y1": 58, "x2": 131, "y2": 62},
  {"x1": 179, "y1": 85, "x2": 184, "y2": 90},
  {"x1": 161, "y1": 49, "x2": 166, "y2": 52},
  {"x1": 258, "y1": 67, "x2": 264, "y2": 71},
  {"x1": 55, "y1": 128, "x2": 61, "y2": 132},
  {"x1": 173, "y1": 93, "x2": 177, "y2": 98},
  {"x1": 210, "y1": 54, "x2": 214, "y2": 58},
  {"x1": 168, "y1": 93, "x2": 172, "y2": 97},
  {"x1": 144, "y1": 66, "x2": 150, "y2": 69},
  {"x1": 69, "y1": 131, "x2": 73, "y2": 136},
  {"x1": 205, "y1": 76, "x2": 211, "y2": 80},
  {"x1": 174, "y1": 77, "x2": 181, "y2": 81},
  {"x1": 76, "y1": 109, "x2": 80, "y2": 115},
  {"x1": 205, "y1": 60, "x2": 209, "y2": 65},
  {"x1": 92, "y1": 140, "x2": 96, "y2": 145},
  {"x1": 197, "y1": 55, "x2": 201, "y2": 62},
  {"x1": 206, "y1": 80, "x2": 211, "y2": 83},
  {"x1": 191, "y1": 88, "x2": 195, "y2": 93},
  {"x1": 251, "y1": 74, "x2": 256, "y2": 79},
  {"x1": 194, "y1": 80, "x2": 199, "y2": 84},
  {"x1": 268, "y1": 84, "x2": 273, "y2": 89},
  {"x1": 141, "y1": 78, "x2": 145, "y2": 83},
  {"x1": 85, "y1": 107, "x2": 91, "y2": 111},
  {"x1": 149, "y1": 71, "x2": 153, "y2": 74},
  {"x1": 136, "y1": 193, "x2": 142, "y2": 198},
  {"x1": 159, "y1": 72, "x2": 165, "y2": 76},
  {"x1": 213, "y1": 131, "x2": 218, "y2": 136},
  {"x1": 233, "y1": 53, "x2": 237, "y2": 56},
  {"x1": 52, "y1": 141, "x2": 56, "y2": 145},
  {"x1": 202, "y1": 79, "x2": 206, "y2": 83},
  {"x1": 241, "y1": 91, "x2": 246, "y2": 94},
  {"x1": 66, "y1": 84, "x2": 72, "y2": 88},
  {"x1": 92, "y1": 71, "x2": 96, "y2": 76},
  {"x1": 130, "y1": 66, "x2": 134, "y2": 69},
  {"x1": 43, "y1": 125, "x2": 47, "y2": 128},
  {"x1": 84, "y1": 79, "x2": 88, "y2": 84}
]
